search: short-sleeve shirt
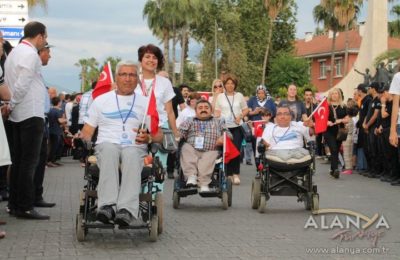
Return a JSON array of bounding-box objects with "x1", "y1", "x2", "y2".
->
[
  {"x1": 389, "y1": 72, "x2": 400, "y2": 124},
  {"x1": 279, "y1": 100, "x2": 306, "y2": 122},
  {"x1": 135, "y1": 75, "x2": 175, "y2": 127},
  {"x1": 215, "y1": 92, "x2": 248, "y2": 128},
  {"x1": 261, "y1": 121, "x2": 310, "y2": 150},
  {"x1": 380, "y1": 101, "x2": 393, "y2": 129},
  {"x1": 365, "y1": 96, "x2": 381, "y2": 129},
  {"x1": 48, "y1": 107, "x2": 63, "y2": 136},
  {"x1": 86, "y1": 90, "x2": 148, "y2": 148}
]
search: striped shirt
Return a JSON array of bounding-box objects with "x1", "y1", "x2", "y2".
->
[{"x1": 179, "y1": 117, "x2": 231, "y2": 152}]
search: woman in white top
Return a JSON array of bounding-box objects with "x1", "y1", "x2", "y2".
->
[
  {"x1": 215, "y1": 74, "x2": 249, "y2": 185},
  {"x1": 136, "y1": 44, "x2": 177, "y2": 176},
  {"x1": 176, "y1": 92, "x2": 200, "y2": 127}
]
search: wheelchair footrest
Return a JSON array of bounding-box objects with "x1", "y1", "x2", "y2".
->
[
  {"x1": 118, "y1": 224, "x2": 148, "y2": 230},
  {"x1": 198, "y1": 189, "x2": 220, "y2": 198},
  {"x1": 177, "y1": 187, "x2": 198, "y2": 197}
]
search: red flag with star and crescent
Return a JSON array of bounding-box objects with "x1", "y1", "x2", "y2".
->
[
  {"x1": 314, "y1": 98, "x2": 329, "y2": 134},
  {"x1": 92, "y1": 63, "x2": 113, "y2": 100},
  {"x1": 198, "y1": 91, "x2": 211, "y2": 101},
  {"x1": 253, "y1": 121, "x2": 266, "y2": 138}
]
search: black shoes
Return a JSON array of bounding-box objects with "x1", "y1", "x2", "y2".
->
[
  {"x1": 390, "y1": 178, "x2": 400, "y2": 186},
  {"x1": 96, "y1": 205, "x2": 115, "y2": 224},
  {"x1": 330, "y1": 169, "x2": 340, "y2": 179},
  {"x1": 34, "y1": 200, "x2": 56, "y2": 208},
  {"x1": 167, "y1": 171, "x2": 174, "y2": 179},
  {"x1": 114, "y1": 209, "x2": 133, "y2": 227},
  {"x1": 16, "y1": 209, "x2": 50, "y2": 220}
]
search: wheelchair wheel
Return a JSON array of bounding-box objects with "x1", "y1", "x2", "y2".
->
[
  {"x1": 227, "y1": 178, "x2": 232, "y2": 207},
  {"x1": 258, "y1": 194, "x2": 266, "y2": 213},
  {"x1": 172, "y1": 191, "x2": 180, "y2": 209},
  {"x1": 251, "y1": 179, "x2": 261, "y2": 209},
  {"x1": 155, "y1": 193, "x2": 163, "y2": 234},
  {"x1": 75, "y1": 214, "x2": 85, "y2": 242},
  {"x1": 149, "y1": 215, "x2": 158, "y2": 242},
  {"x1": 311, "y1": 194, "x2": 319, "y2": 212},
  {"x1": 222, "y1": 192, "x2": 229, "y2": 210}
]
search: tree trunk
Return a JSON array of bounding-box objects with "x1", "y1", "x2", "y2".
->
[
  {"x1": 172, "y1": 19, "x2": 177, "y2": 86},
  {"x1": 344, "y1": 23, "x2": 349, "y2": 75},
  {"x1": 180, "y1": 24, "x2": 188, "y2": 84},
  {"x1": 329, "y1": 30, "x2": 337, "y2": 88},
  {"x1": 81, "y1": 66, "x2": 86, "y2": 93},
  {"x1": 162, "y1": 27, "x2": 170, "y2": 73},
  {"x1": 262, "y1": 21, "x2": 274, "y2": 85}
]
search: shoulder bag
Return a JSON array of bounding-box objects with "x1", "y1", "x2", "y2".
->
[{"x1": 332, "y1": 105, "x2": 348, "y2": 142}]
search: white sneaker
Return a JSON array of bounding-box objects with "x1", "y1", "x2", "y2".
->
[
  {"x1": 186, "y1": 175, "x2": 197, "y2": 186},
  {"x1": 199, "y1": 185, "x2": 210, "y2": 192}
]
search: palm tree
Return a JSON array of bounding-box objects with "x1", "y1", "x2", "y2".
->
[
  {"x1": 262, "y1": 0, "x2": 291, "y2": 85},
  {"x1": 75, "y1": 58, "x2": 99, "y2": 92},
  {"x1": 313, "y1": 1, "x2": 343, "y2": 88}
]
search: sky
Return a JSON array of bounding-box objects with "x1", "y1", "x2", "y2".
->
[{"x1": 25, "y1": 0, "x2": 395, "y2": 92}]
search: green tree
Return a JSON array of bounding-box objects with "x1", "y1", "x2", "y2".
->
[
  {"x1": 389, "y1": 4, "x2": 400, "y2": 38},
  {"x1": 267, "y1": 52, "x2": 311, "y2": 95},
  {"x1": 262, "y1": 0, "x2": 292, "y2": 85},
  {"x1": 74, "y1": 58, "x2": 99, "y2": 92}
]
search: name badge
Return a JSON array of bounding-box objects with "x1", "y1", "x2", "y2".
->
[
  {"x1": 120, "y1": 131, "x2": 132, "y2": 145},
  {"x1": 194, "y1": 136, "x2": 205, "y2": 149}
]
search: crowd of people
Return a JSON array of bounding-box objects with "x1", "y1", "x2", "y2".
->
[{"x1": 1, "y1": 21, "x2": 400, "y2": 237}]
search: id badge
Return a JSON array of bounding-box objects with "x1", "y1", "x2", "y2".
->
[
  {"x1": 120, "y1": 131, "x2": 132, "y2": 145},
  {"x1": 194, "y1": 136, "x2": 205, "y2": 149}
]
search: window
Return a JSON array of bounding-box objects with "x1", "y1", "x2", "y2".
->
[
  {"x1": 335, "y1": 58, "x2": 342, "y2": 77},
  {"x1": 319, "y1": 60, "x2": 327, "y2": 79}
]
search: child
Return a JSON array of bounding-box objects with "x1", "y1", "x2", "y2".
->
[{"x1": 253, "y1": 108, "x2": 273, "y2": 166}]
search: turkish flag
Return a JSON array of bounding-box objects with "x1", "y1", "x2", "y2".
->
[
  {"x1": 92, "y1": 63, "x2": 113, "y2": 100},
  {"x1": 147, "y1": 87, "x2": 159, "y2": 135},
  {"x1": 198, "y1": 92, "x2": 211, "y2": 101},
  {"x1": 314, "y1": 98, "x2": 329, "y2": 134},
  {"x1": 253, "y1": 121, "x2": 265, "y2": 137},
  {"x1": 224, "y1": 132, "x2": 240, "y2": 164}
]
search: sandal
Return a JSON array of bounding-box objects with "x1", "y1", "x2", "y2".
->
[{"x1": 0, "y1": 231, "x2": 5, "y2": 239}]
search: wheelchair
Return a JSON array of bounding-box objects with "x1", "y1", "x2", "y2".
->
[
  {"x1": 251, "y1": 140, "x2": 319, "y2": 213},
  {"x1": 75, "y1": 143, "x2": 164, "y2": 242},
  {"x1": 172, "y1": 141, "x2": 232, "y2": 210}
]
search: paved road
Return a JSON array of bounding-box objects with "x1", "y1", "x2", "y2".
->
[{"x1": 0, "y1": 157, "x2": 399, "y2": 260}]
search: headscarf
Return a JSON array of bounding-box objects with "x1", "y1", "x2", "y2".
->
[{"x1": 256, "y1": 85, "x2": 271, "y2": 102}]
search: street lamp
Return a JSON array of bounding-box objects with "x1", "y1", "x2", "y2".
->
[{"x1": 215, "y1": 20, "x2": 222, "y2": 79}]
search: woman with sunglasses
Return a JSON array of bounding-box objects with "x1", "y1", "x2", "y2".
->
[
  {"x1": 209, "y1": 79, "x2": 224, "y2": 111},
  {"x1": 214, "y1": 74, "x2": 249, "y2": 185}
]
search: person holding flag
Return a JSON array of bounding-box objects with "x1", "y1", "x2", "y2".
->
[
  {"x1": 135, "y1": 44, "x2": 177, "y2": 173},
  {"x1": 79, "y1": 61, "x2": 163, "y2": 226},
  {"x1": 179, "y1": 99, "x2": 232, "y2": 192}
]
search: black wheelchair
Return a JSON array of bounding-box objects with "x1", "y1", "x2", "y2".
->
[
  {"x1": 172, "y1": 141, "x2": 232, "y2": 210},
  {"x1": 251, "y1": 141, "x2": 319, "y2": 213},
  {"x1": 75, "y1": 143, "x2": 164, "y2": 242}
]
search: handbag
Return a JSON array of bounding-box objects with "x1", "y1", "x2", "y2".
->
[
  {"x1": 160, "y1": 129, "x2": 178, "y2": 153},
  {"x1": 332, "y1": 105, "x2": 348, "y2": 142},
  {"x1": 224, "y1": 93, "x2": 253, "y2": 141}
]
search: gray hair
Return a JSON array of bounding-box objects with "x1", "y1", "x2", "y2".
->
[{"x1": 115, "y1": 60, "x2": 138, "y2": 75}]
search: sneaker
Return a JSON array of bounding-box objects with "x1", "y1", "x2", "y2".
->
[
  {"x1": 330, "y1": 169, "x2": 340, "y2": 179},
  {"x1": 341, "y1": 169, "x2": 352, "y2": 175},
  {"x1": 199, "y1": 185, "x2": 210, "y2": 192},
  {"x1": 233, "y1": 174, "x2": 241, "y2": 185},
  {"x1": 97, "y1": 205, "x2": 115, "y2": 224},
  {"x1": 114, "y1": 208, "x2": 133, "y2": 227},
  {"x1": 186, "y1": 175, "x2": 197, "y2": 187}
]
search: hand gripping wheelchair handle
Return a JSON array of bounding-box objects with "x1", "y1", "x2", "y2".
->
[{"x1": 257, "y1": 141, "x2": 266, "y2": 155}]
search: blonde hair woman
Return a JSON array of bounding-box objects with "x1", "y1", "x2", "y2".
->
[
  {"x1": 209, "y1": 79, "x2": 224, "y2": 111},
  {"x1": 324, "y1": 88, "x2": 349, "y2": 179}
]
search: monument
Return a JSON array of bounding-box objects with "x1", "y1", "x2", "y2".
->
[{"x1": 332, "y1": 0, "x2": 388, "y2": 99}]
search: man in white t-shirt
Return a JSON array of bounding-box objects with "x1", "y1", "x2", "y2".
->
[
  {"x1": 389, "y1": 67, "x2": 400, "y2": 147},
  {"x1": 80, "y1": 61, "x2": 162, "y2": 226},
  {"x1": 261, "y1": 105, "x2": 314, "y2": 161}
]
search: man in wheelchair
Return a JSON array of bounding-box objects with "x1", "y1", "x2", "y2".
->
[
  {"x1": 179, "y1": 99, "x2": 232, "y2": 192},
  {"x1": 79, "y1": 61, "x2": 162, "y2": 226},
  {"x1": 261, "y1": 104, "x2": 314, "y2": 165}
]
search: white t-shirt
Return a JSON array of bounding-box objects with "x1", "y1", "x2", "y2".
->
[
  {"x1": 135, "y1": 75, "x2": 175, "y2": 127},
  {"x1": 65, "y1": 102, "x2": 73, "y2": 126},
  {"x1": 86, "y1": 90, "x2": 148, "y2": 148},
  {"x1": 389, "y1": 72, "x2": 400, "y2": 124},
  {"x1": 176, "y1": 106, "x2": 195, "y2": 127},
  {"x1": 215, "y1": 92, "x2": 247, "y2": 128},
  {"x1": 261, "y1": 121, "x2": 311, "y2": 150}
]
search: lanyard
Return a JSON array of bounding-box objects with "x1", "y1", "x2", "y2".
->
[
  {"x1": 272, "y1": 125, "x2": 291, "y2": 144},
  {"x1": 141, "y1": 77, "x2": 156, "y2": 96},
  {"x1": 115, "y1": 91, "x2": 136, "y2": 131},
  {"x1": 21, "y1": 40, "x2": 35, "y2": 49}
]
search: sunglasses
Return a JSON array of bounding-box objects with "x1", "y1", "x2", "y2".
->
[{"x1": 214, "y1": 85, "x2": 223, "y2": 89}]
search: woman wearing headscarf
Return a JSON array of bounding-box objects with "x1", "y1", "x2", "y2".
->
[{"x1": 247, "y1": 85, "x2": 277, "y2": 165}]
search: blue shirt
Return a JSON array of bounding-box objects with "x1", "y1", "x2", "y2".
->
[{"x1": 247, "y1": 96, "x2": 276, "y2": 121}]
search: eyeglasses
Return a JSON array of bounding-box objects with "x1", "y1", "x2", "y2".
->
[
  {"x1": 276, "y1": 112, "x2": 291, "y2": 116},
  {"x1": 214, "y1": 85, "x2": 223, "y2": 89},
  {"x1": 118, "y1": 73, "x2": 138, "y2": 78}
]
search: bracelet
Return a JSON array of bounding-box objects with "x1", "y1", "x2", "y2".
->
[{"x1": 381, "y1": 104, "x2": 386, "y2": 107}]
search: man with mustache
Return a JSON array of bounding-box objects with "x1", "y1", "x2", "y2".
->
[{"x1": 179, "y1": 99, "x2": 231, "y2": 192}]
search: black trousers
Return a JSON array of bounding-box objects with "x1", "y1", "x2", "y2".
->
[
  {"x1": 380, "y1": 128, "x2": 399, "y2": 177},
  {"x1": 226, "y1": 126, "x2": 243, "y2": 176},
  {"x1": 368, "y1": 130, "x2": 382, "y2": 173},
  {"x1": 167, "y1": 153, "x2": 176, "y2": 173},
  {"x1": 9, "y1": 117, "x2": 44, "y2": 211},
  {"x1": 34, "y1": 133, "x2": 48, "y2": 202},
  {"x1": 48, "y1": 134, "x2": 60, "y2": 163},
  {"x1": 323, "y1": 131, "x2": 342, "y2": 172}
]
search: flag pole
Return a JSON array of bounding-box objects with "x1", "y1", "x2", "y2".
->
[
  {"x1": 307, "y1": 97, "x2": 327, "y2": 120},
  {"x1": 223, "y1": 131, "x2": 226, "y2": 173},
  {"x1": 108, "y1": 61, "x2": 114, "y2": 83},
  {"x1": 141, "y1": 83, "x2": 153, "y2": 131}
]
